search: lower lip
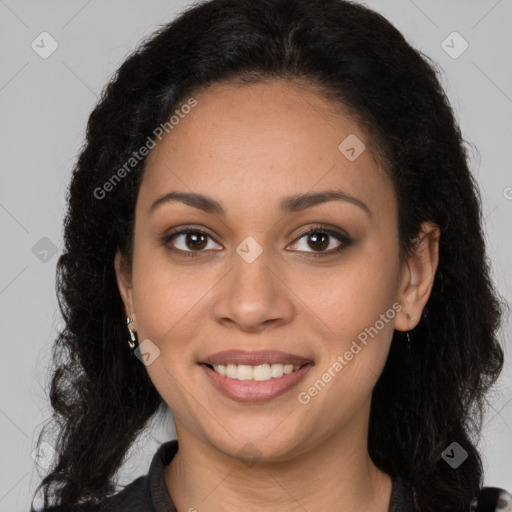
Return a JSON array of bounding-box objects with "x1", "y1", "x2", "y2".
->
[{"x1": 200, "y1": 363, "x2": 313, "y2": 403}]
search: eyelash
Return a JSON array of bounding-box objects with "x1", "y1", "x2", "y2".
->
[{"x1": 161, "y1": 224, "x2": 352, "y2": 259}]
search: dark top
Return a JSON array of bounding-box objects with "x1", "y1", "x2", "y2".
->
[{"x1": 40, "y1": 440, "x2": 511, "y2": 512}]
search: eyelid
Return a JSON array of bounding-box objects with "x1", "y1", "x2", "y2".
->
[{"x1": 293, "y1": 223, "x2": 350, "y2": 241}]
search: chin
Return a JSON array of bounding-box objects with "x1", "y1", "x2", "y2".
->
[{"x1": 208, "y1": 430, "x2": 309, "y2": 465}]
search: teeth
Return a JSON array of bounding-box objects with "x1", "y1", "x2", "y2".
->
[{"x1": 211, "y1": 363, "x2": 302, "y2": 381}]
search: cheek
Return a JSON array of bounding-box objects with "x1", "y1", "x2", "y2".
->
[
  {"x1": 130, "y1": 253, "x2": 205, "y2": 411},
  {"x1": 291, "y1": 238, "x2": 400, "y2": 408},
  {"x1": 293, "y1": 238, "x2": 400, "y2": 343},
  {"x1": 130, "y1": 242, "x2": 210, "y2": 358}
]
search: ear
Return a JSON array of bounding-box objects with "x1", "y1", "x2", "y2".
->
[
  {"x1": 114, "y1": 250, "x2": 137, "y2": 330},
  {"x1": 394, "y1": 220, "x2": 440, "y2": 332}
]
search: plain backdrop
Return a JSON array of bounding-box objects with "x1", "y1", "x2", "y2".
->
[{"x1": 0, "y1": 1, "x2": 511, "y2": 510}]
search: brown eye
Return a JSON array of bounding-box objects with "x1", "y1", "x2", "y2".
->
[
  {"x1": 161, "y1": 224, "x2": 352, "y2": 259},
  {"x1": 162, "y1": 228, "x2": 222, "y2": 256},
  {"x1": 288, "y1": 225, "x2": 352, "y2": 256},
  {"x1": 305, "y1": 232, "x2": 330, "y2": 251},
  {"x1": 181, "y1": 232, "x2": 208, "y2": 251}
]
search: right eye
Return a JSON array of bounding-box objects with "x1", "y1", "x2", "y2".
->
[{"x1": 161, "y1": 227, "x2": 223, "y2": 257}]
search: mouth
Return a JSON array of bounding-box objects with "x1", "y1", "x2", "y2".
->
[
  {"x1": 198, "y1": 349, "x2": 314, "y2": 403},
  {"x1": 200, "y1": 362, "x2": 307, "y2": 381},
  {"x1": 199, "y1": 349, "x2": 313, "y2": 381}
]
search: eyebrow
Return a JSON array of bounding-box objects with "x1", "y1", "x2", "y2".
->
[{"x1": 149, "y1": 189, "x2": 372, "y2": 217}]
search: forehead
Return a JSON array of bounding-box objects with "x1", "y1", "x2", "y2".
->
[{"x1": 139, "y1": 79, "x2": 394, "y2": 217}]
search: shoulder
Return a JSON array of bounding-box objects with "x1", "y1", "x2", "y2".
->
[
  {"x1": 390, "y1": 476, "x2": 512, "y2": 512},
  {"x1": 472, "y1": 486, "x2": 512, "y2": 511},
  {"x1": 36, "y1": 439, "x2": 179, "y2": 512}
]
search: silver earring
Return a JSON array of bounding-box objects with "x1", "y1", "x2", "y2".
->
[
  {"x1": 126, "y1": 315, "x2": 137, "y2": 349},
  {"x1": 406, "y1": 312, "x2": 414, "y2": 347}
]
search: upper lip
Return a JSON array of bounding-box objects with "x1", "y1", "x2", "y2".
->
[{"x1": 199, "y1": 350, "x2": 313, "y2": 367}]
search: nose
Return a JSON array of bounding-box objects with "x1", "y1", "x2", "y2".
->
[{"x1": 209, "y1": 248, "x2": 295, "y2": 333}]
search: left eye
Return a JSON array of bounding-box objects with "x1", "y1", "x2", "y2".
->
[{"x1": 288, "y1": 227, "x2": 351, "y2": 255}]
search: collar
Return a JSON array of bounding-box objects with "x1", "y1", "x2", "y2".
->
[{"x1": 145, "y1": 440, "x2": 179, "y2": 511}]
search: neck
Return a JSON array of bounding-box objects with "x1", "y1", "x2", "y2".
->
[{"x1": 164, "y1": 404, "x2": 392, "y2": 512}]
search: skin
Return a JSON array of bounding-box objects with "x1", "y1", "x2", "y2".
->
[{"x1": 115, "y1": 79, "x2": 440, "y2": 512}]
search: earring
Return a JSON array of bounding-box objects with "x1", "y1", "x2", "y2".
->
[
  {"x1": 126, "y1": 315, "x2": 138, "y2": 349},
  {"x1": 406, "y1": 312, "x2": 414, "y2": 346}
]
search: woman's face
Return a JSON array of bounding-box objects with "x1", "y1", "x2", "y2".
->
[{"x1": 116, "y1": 79, "x2": 437, "y2": 462}]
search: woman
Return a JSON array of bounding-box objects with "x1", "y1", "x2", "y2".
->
[{"x1": 32, "y1": 0, "x2": 510, "y2": 511}]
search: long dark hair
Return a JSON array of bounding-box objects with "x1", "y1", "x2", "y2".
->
[{"x1": 32, "y1": 1, "x2": 506, "y2": 510}]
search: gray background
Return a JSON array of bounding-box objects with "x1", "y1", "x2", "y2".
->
[{"x1": 0, "y1": 1, "x2": 511, "y2": 510}]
